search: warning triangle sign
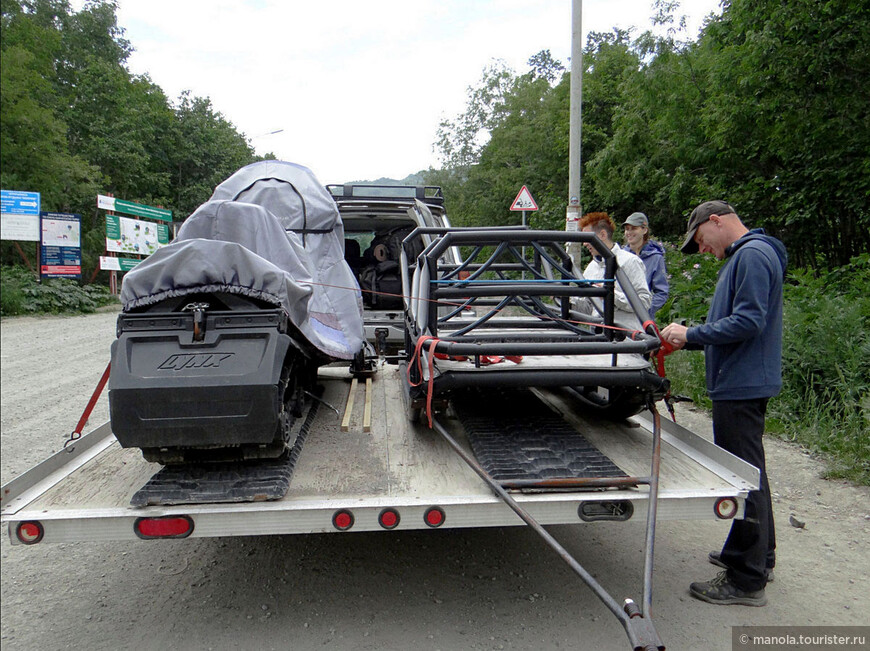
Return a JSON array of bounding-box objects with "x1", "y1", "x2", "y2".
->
[{"x1": 510, "y1": 185, "x2": 538, "y2": 211}]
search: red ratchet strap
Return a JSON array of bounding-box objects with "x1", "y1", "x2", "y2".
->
[
  {"x1": 407, "y1": 335, "x2": 440, "y2": 428},
  {"x1": 66, "y1": 362, "x2": 111, "y2": 448},
  {"x1": 642, "y1": 320, "x2": 678, "y2": 422},
  {"x1": 478, "y1": 355, "x2": 523, "y2": 366}
]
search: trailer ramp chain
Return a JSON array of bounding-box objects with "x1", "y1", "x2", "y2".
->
[
  {"x1": 430, "y1": 417, "x2": 664, "y2": 651},
  {"x1": 64, "y1": 361, "x2": 112, "y2": 452}
]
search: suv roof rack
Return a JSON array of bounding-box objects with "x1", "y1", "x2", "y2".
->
[{"x1": 327, "y1": 184, "x2": 444, "y2": 206}]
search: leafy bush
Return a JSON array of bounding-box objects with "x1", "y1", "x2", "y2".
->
[
  {"x1": 658, "y1": 246, "x2": 870, "y2": 485},
  {"x1": 771, "y1": 254, "x2": 870, "y2": 484},
  {"x1": 0, "y1": 266, "x2": 118, "y2": 316}
]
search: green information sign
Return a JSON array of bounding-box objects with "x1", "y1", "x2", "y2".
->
[
  {"x1": 105, "y1": 214, "x2": 170, "y2": 255},
  {"x1": 97, "y1": 194, "x2": 172, "y2": 222},
  {"x1": 117, "y1": 257, "x2": 141, "y2": 271},
  {"x1": 114, "y1": 198, "x2": 172, "y2": 222}
]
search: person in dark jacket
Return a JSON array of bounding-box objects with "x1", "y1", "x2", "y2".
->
[
  {"x1": 622, "y1": 212, "x2": 669, "y2": 319},
  {"x1": 662, "y1": 200, "x2": 786, "y2": 607}
]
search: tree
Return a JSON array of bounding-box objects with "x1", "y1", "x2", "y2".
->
[{"x1": 168, "y1": 92, "x2": 254, "y2": 217}]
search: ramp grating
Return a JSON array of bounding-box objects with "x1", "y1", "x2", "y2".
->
[{"x1": 452, "y1": 389, "x2": 628, "y2": 483}]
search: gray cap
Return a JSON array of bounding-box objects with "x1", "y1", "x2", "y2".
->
[
  {"x1": 680, "y1": 200, "x2": 736, "y2": 253},
  {"x1": 623, "y1": 212, "x2": 648, "y2": 227}
]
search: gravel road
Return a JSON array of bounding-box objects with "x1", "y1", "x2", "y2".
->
[{"x1": 2, "y1": 309, "x2": 868, "y2": 650}]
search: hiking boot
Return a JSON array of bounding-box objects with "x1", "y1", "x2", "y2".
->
[
  {"x1": 708, "y1": 551, "x2": 775, "y2": 582},
  {"x1": 690, "y1": 571, "x2": 767, "y2": 606}
]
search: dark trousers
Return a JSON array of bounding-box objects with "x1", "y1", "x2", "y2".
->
[{"x1": 712, "y1": 398, "x2": 776, "y2": 591}]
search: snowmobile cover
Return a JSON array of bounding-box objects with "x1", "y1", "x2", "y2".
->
[
  {"x1": 119, "y1": 163, "x2": 364, "y2": 360},
  {"x1": 210, "y1": 160, "x2": 365, "y2": 357}
]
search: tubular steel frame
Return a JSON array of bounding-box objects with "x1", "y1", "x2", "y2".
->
[{"x1": 402, "y1": 227, "x2": 667, "y2": 650}]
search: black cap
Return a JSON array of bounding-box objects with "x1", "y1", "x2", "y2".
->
[{"x1": 681, "y1": 200, "x2": 736, "y2": 253}]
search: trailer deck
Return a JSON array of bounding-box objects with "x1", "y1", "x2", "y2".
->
[{"x1": 2, "y1": 364, "x2": 756, "y2": 545}]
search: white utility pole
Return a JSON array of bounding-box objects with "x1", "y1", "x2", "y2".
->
[{"x1": 566, "y1": 0, "x2": 583, "y2": 260}]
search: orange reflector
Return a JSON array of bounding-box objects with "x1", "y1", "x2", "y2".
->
[
  {"x1": 714, "y1": 497, "x2": 738, "y2": 520},
  {"x1": 424, "y1": 507, "x2": 445, "y2": 528},
  {"x1": 378, "y1": 508, "x2": 400, "y2": 530},
  {"x1": 16, "y1": 521, "x2": 44, "y2": 545},
  {"x1": 333, "y1": 510, "x2": 354, "y2": 531},
  {"x1": 134, "y1": 515, "x2": 194, "y2": 539}
]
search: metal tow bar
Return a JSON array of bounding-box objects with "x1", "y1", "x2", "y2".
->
[{"x1": 430, "y1": 399, "x2": 665, "y2": 651}]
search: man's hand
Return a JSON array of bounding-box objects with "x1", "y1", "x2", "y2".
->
[{"x1": 661, "y1": 323, "x2": 689, "y2": 350}]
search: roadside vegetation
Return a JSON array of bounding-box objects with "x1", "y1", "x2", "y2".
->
[
  {"x1": 0, "y1": 266, "x2": 117, "y2": 316},
  {"x1": 659, "y1": 250, "x2": 870, "y2": 485}
]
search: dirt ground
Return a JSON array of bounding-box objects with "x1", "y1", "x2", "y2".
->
[{"x1": 1, "y1": 309, "x2": 868, "y2": 651}]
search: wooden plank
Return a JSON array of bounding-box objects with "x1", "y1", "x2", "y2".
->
[
  {"x1": 340, "y1": 378, "x2": 358, "y2": 432},
  {"x1": 363, "y1": 378, "x2": 373, "y2": 432}
]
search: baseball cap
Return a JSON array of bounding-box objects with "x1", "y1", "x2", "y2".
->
[
  {"x1": 623, "y1": 212, "x2": 648, "y2": 227},
  {"x1": 680, "y1": 200, "x2": 736, "y2": 253}
]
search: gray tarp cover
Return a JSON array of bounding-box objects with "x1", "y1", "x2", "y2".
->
[{"x1": 120, "y1": 161, "x2": 364, "y2": 360}]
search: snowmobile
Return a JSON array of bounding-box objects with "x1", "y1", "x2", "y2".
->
[{"x1": 108, "y1": 161, "x2": 364, "y2": 464}]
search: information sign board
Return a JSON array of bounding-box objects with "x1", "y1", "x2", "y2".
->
[
  {"x1": 105, "y1": 214, "x2": 170, "y2": 255},
  {"x1": 100, "y1": 256, "x2": 142, "y2": 271},
  {"x1": 97, "y1": 195, "x2": 172, "y2": 222},
  {"x1": 1, "y1": 189, "x2": 41, "y2": 241},
  {"x1": 40, "y1": 212, "x2": 82, "y2": 278}
]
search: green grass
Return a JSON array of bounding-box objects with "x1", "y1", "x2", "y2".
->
[
  {"x1": 658, "y1": 247, "x2": 869, "y2": 485},
  {"x1": 1, "y1": 265, "x2": 119, "y2": 316}
]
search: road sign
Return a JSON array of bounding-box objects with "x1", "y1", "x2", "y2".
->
[
  {"x1": 510, "y1": 186, "x2": 538, "y2": 211},
  {"x1": 40, "y1": 212, "x2": 82, "y2": 278},
  {"x1": 97, "y1": 194, "x2": 172, "y2": 222},
  {"x1": 100, "y1": 256, "x2": 142, "y2": 271},
  {"x1": 1, "y1": 189, "x2": 41, "y2": 241}
]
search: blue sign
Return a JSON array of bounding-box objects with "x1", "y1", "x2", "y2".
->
[
  {"x1": 1, "y1": 189, "x2": 41, "y2": 215},
  {"x1": 40, "y1": 212, "x2": 82, "y2": 278}
]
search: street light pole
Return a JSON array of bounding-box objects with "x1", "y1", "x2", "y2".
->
[{"x1": 566, "y1": 0, "x2": 583, "y2": 262}]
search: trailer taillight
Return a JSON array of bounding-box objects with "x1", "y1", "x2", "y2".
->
[
  {"x1": 333, "y1": 510, "x2": 354, "y2": 531},
  {"x1": 424, "y1": 507, "x2": 445, "y2": 528},
  {"x1": 378, "y1": 508, "x2": 400, "y2": 530},
  {"x1": 134, "y1": 515, "x2": 194, "y2": 539},
  {"x1": 714, "y1": 497, "x2": 738, "y2": 519},
  {"x1": 16, "y1": 521, "x2": 44, "y2": 545}
]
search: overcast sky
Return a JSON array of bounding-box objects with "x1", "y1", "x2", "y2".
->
[{"x1": 85, "y1": 0, "x2": 723, "y2": 184}]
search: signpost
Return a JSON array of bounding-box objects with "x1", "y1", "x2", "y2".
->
[
  {"x1": 510, "y1": 186, "x2": 538, "y2": 278},
  {"x1": 1, "y1": 189, "x2": 41, "y2": 242},
  {"x1": 40, "y1": 212, "x2": 82, "y2": 278},
  {"x1": 97, "y1": 195, "x2": 172, "y2": 222},
  {"x1": 98, "y1": 194, "x2": 172, "y2": 294},
  {"x1": 510, "y1": 186, "x2": 539, "y2": 214}
]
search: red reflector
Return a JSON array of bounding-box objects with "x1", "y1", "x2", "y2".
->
[
  {"x1": 424, "y1": 507, "x2": 445, "y2": 528},
  {"x1": 715, "y1": 497, "x2": 738, "y2": 520},
  {"x1": 134, "y1": 516, "x2": 194, "y2": 539},
  {"x1": 16, "y1": 521, "x2": 44, "y2": 545},
  {"x1": 458, "y1": 270, "x2": 471, "y2": 281},
  {"x1": 333, "y1": 510, "x2": 354, "y2": 531},
  {"x1": 379, "y1": 509, "x2": 400, "y2": 529}
]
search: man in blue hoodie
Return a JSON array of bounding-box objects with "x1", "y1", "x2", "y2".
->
[{"x1": 662, "y1": 200, "x2": 787, "y2": 607}]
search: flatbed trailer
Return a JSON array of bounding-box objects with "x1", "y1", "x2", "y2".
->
[
  {"x1": 2, "y1": 363, "x2": 757, "y2": 651},
  {"x1": 2, "y1": 364, "x2": 755, "y2": 542}
]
